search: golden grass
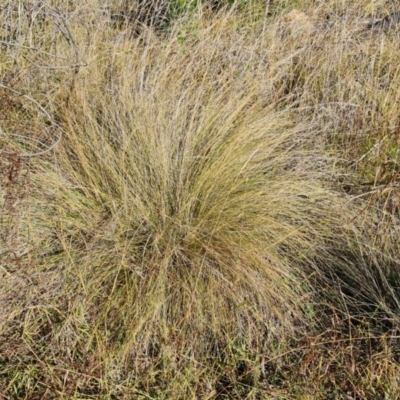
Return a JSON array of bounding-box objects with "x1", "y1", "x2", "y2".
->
[{"x1": 1, "y1": 0, "x2": 400, "y2": 398}]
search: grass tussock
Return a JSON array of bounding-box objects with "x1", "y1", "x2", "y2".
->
[{"x1": 1, "y1": 0, "x2": 400, "y2": 398}]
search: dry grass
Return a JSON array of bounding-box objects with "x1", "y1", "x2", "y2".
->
[{"x1": 1, "y1": 0, "x2": 400, "y2": 398}]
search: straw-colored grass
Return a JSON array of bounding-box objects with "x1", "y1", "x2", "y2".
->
[{"x1": 1, "y1": 0, "x2": 400, "y2": 398}]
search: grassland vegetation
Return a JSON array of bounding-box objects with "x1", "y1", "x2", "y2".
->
[{"x1": 1, "y1": 0, "x2": 400, "y2": 398}]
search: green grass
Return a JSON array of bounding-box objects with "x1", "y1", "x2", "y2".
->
[{"x1": 1, "y1": 0, "x2": 400, "y2": 398}]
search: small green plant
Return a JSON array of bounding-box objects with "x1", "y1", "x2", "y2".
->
[{"x1": 167, "y1": 0, "x2": 199, "y2": 20}]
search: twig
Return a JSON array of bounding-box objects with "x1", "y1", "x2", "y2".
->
[{"x1": 0, "y1": 40, "x2": 71, "y2": 60}]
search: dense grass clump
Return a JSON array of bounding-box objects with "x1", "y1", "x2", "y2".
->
[{"x1": 1, "y1": 0, "x2": 400, "y2": 398}]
